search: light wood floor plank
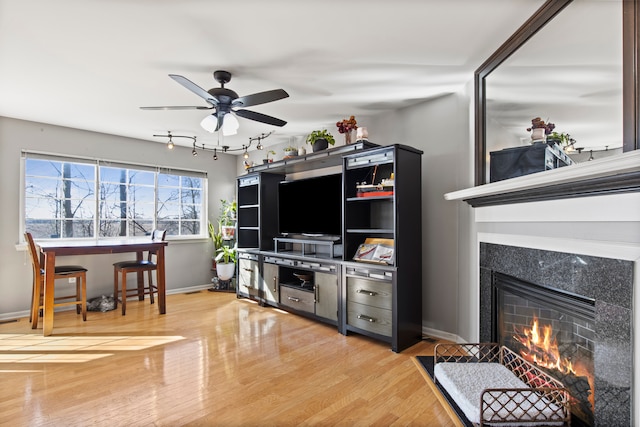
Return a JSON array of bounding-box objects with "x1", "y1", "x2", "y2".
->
[{"x1": 0, "y1": 291, "x2": 456, "y2": 426}]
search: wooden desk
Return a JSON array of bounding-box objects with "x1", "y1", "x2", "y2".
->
[{"x1": 38, "y1": 239, "x2": 168, "y2": 336}]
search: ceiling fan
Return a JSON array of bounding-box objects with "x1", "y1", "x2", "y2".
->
[{"x1": 141, "y1": 70, "x2": 289, "y2": 135}]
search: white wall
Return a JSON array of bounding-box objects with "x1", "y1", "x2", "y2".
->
[
  {"x1": 0, "y1": 117, "x2": 238, "y2": 319},
  {"x1": 366, "y1": 91, "x2": 475, "y2": 341}
]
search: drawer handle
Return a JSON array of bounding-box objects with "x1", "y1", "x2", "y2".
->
[
  {"x1": 243, "y1": 268, "x2": 252, "y2": 272},
  {"x1": 356, "y1": 289, "x2": 377, "y2": 296},
  {"x1": 287, "y1": 296, "x2": 300, "y2": 302},
  {"x1": 272, "y1": 276, "x2": 277, "y2": 293},
  {"x1": 357, "y1": 314, "x2": 376, "y2": 323}
]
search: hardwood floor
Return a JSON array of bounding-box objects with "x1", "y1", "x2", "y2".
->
[{"x1": 0, "y1": 291, "x2": 457, "y2": 426}]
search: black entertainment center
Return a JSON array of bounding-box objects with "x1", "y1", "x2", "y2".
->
[{"x1": 235, "y1": 142, "x2": 423, "y2": 352}]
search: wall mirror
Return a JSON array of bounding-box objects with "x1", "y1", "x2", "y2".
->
[{"x1": 475, "y1": 0, "x2": 639, "y2": 186}]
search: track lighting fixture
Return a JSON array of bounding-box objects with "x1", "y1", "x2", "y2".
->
[{"x1": 153, "y1": 131, "x2": 274, "y2": 161}]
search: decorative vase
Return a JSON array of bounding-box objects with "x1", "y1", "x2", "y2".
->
[
  {"x1": 344, "y1": 130, "x2": 353, "y2": 145},
  {"x1": 530, "y1": 128, "x2": 546, "y2": 142},
  {"x1": 298, "y1": 146, "x2": 306, "y2": 156},
  {"x1": 312, "y1": 138, "x2": 328, "y2": 152},
  {"x1": 356, "y1": 127, "x2": 368, "y2": 141}
]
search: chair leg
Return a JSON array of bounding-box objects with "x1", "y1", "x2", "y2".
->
[
  {"x1": 148, "y1": 270, "x2": 155, "y2": 305},
  {"x1": 76, "y1": 280, "x2": 82, "y2": 315},
  {"x1": 113, "y1": 268, "x2": 119, "y2": 310},
  {"x1": 31, "y1": 278, "x2": 41, "y2": 329},
  {"x1": 121, "y1": 270, "x2": 127, "y2": 315},
  {"x1": 80, "y1": 272, "x2": 87, "y2": 321},
  {"x1": 136, "y1": 270, "x2": 145, "y2": 301}
]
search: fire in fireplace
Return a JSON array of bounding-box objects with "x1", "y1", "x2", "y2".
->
[{"x1": 495, "y1": 272, "x2": 595, "y2": 426}]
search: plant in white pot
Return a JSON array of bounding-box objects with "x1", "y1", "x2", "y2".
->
[
  {"x1": 283, "y1": 145, "x2": 297, "y2": 158},
  {"x1": 215, "y1": 244, "x2": 237, "y2": 281}
]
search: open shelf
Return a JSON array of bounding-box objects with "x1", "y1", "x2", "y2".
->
[{"x1": 246, "y1": 141, "x2": 378, "y2": 175}]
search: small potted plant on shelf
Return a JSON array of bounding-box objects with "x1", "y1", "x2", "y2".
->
[
  {"x1": 547, "y1": 131, "x2": 575, "y2": 148},
  {"x1": 526, "y1": 117, "x2": 555, "y2": 142},
  {"x1": 306, "y1": 129, "x2": 335, "y2": 152},
  {"x1": 215, "y1": 244, "x2": 237, "y2": 282},
  {"x1": 263, "y1": 150, "x2": 276, "y2": 164},
  {"x1": 283, "y1": 145, "x2": 298, "y2": 158}
]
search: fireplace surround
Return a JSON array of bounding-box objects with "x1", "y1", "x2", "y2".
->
[{"x1": 480, "y1": 243, "x2": 633, "y2": 426}]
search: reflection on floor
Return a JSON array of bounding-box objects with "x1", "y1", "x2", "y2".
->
[{"x1": 0, "y1": 334, "x2": 184, "y2": 363}]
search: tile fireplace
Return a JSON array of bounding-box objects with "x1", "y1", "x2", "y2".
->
[{"x1": 480, "y1": 243, "x2": 633, "y2": 426}]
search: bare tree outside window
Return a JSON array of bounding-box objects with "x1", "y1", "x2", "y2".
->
[{"x1": 24, "y1": 154, "x2": 206, "y2": 239}]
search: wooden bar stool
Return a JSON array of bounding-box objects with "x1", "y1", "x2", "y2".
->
[
  {"x1": 113, "y1": 229, "x2": 166, "y2": 315},
  {"x1": 24, "y1": 232, "x2": 88, "y2": 329}
]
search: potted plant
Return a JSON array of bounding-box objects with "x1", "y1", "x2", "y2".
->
[
  {"x1": 283, "y1": 145, "x2": 297, "y2": 158},
  {"x1": 547, "y1": 131, "x2": 575, "y2": 147},
  {"x1": 526, "y1": 117, "x2": 555, "y2": 142},
  {"x1": 219, "y1": 199, "x2": 237, "y2": 240},
  {"x1": 215, "y1": 244, "x2": 237, "y2": 281},
  {"x1": 306, "y1": 129, "x2": 335, "y2": 152},
  {"x1": 263, "y1": 150, "x2": 276, "y2": 164}
]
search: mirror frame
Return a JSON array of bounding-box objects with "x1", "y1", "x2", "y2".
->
[{"x1": 474, "y1": 0, "x2": 639, "y2": 187}]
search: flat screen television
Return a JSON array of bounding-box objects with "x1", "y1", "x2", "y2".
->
[{"x1": 278, "y1": 173, "x2": 342, "y2": 238}]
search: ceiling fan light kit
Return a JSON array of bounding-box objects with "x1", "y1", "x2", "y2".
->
[
  {"x1": 142, "y1": 70, "x2": 289, "y2": 140},
  {"x1": 222, "y1": 114, "x2": 239, "y2": 136}
]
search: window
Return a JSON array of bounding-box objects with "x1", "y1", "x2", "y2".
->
[{"x1": 23, "y1": 152, "x2": 207, "y2": 239}]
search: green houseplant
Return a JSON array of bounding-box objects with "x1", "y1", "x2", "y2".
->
[
  {"x1": 263, "y1": 150, "x2": 276, "y2": 163},
  {"x1": 306, "y1": 129, "x2": 335, "y2": 152},
  {"x1": 283, "y1": 145, "x2": 297, "y2": 157},
  {"x1": 208, "y1": 222, "x2": 223, "y2": 251},
  {"x1": 215, "y1": 244, "x2": 237, "y2": 281}
]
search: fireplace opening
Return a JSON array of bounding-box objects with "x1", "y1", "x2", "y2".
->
[{"x1": 493, "y1": 272, "x2": 596, "y2": 427}]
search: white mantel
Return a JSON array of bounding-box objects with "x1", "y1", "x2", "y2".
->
[{"x1": 445, "y1": 150, "x2": 640, "y2": 203}]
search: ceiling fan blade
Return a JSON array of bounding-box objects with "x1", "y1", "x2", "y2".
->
[
  {"x1": 140, "y1": 105, "x2": 214, "y2": 110},
  {"x1": 169, "y1": 74, "x2": 219, "y2": 105},
  {"x1": 233, "y1": 89, "x2": 289, "y2": 108},
  {"x1": 235, "y1": 109, "x2": 287, "y2": 127}
]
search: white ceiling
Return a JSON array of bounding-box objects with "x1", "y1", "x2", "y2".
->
[{"x1": 0, "y1": 0, "x2": 545, "y2": 152}]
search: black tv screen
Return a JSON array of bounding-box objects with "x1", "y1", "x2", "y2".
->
[{"x1": 278, "y1": 174, "x2": 342, "y2": 237}]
